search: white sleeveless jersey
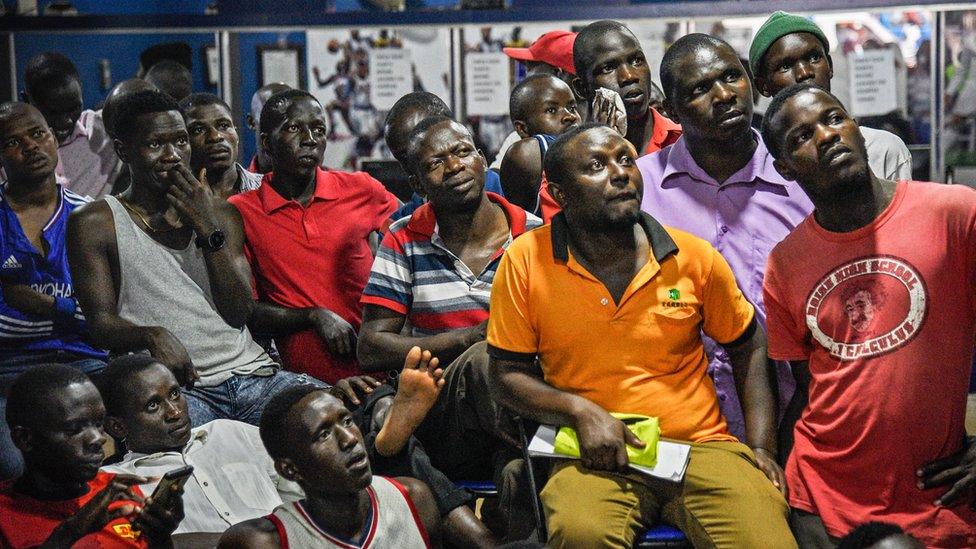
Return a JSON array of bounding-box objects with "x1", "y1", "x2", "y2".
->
[{"x1": 269, "y1": 476, "x2": 430, "y2": 548}]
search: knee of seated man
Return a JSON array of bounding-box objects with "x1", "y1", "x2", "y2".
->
[{"x1": 541, "y1": 465, "x2": 643, "y2": 547}]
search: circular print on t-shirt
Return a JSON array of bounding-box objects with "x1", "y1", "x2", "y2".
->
[{"x1": 804, "y1": 255, "x2": 928, "y2": 361}]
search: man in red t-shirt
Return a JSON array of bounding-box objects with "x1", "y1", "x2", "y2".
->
[
  {"x1": 761, "y1": 83, "x2": 976, "y2": 547},
  {"x1": 232, "y1": 90, "x2": 398, "y2": 384},
  {"x1": 0, "y1": 364, "x2": 183, "y2": 548}
]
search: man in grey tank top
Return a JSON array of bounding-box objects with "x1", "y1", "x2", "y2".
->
[{"x1": 66, "y1": 90, "x2": 368, "y2": 426}]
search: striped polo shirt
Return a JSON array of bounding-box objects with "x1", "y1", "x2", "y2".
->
[
  {"x1": 361, "y1": 192, "x2": 541, "y2": 336},
  {"x1": 0, "y1": 185, "x2": 105, "y2": 359}
]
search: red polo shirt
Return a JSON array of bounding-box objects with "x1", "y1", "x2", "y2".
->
[
  {"x1": 230, "y1": 167, "x2": 398, "y2": 383},
  {"x1": 644, "y1": 107, "x2": 683, "y2": 156}
]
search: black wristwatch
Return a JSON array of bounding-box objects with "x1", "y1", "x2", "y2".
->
[{"x1": 196, "y1": 229, "x2": 226, "y2": 252}]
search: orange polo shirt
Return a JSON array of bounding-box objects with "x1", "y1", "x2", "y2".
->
[{"x1": 486, "y1": 213, "x2": 753, "y2": 443}]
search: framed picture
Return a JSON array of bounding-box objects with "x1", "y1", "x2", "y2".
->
[
  {"x1": 201, "y1": 44, "x2": 219, "y2": 87},
  {"x1": 257, "y1": 44, "x2": 306, "y2": 90}
]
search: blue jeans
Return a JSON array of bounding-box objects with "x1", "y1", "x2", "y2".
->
[
  {"x1": 0, "y1": 352, "x2": 106, "y2": 481},
  {"x1": 184, "y1": 368, "x2": 327, "y2": 426}
]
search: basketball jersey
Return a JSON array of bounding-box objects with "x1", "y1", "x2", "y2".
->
[{"x1": 269, "y1": 476, "x2": 430, "y2": 548}]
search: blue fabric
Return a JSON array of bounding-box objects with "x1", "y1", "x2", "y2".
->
[
  {"x1": 388, "y1": 170, "x2": 505, "y2": 223},
  {"x1": 183, "y1": 369, "x2": 328, "y2": 426},
  {"x1": 0, "y1": 186, "x2": 105, "y2": 361}
]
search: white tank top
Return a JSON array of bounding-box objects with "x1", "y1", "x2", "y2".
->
[{"x1": 269, "y1": 476, "x2": 430, "y2": 548}]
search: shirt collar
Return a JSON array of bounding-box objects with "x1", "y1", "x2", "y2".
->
[
  {"x1": 404, "y1": 191, "x2": 529, "y2": 239},
  {"x1": 646, "y1": 108, "x2": 683, "y2": 155},
  {"x1": 257, "y1": 167, "x2": 337, "y2": 213},
  {"x1": 660, "y1": 129, "x2": 790, "y2": 188},
  {"x1": 121, "y1": 428, "x2": 207, "y2": 465},
  {"x1": 550, "y1": 211, "x2": 679, "y2": 263}
]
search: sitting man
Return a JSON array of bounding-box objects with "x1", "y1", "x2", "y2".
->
[
  {"x1": 180, "y1": 93, "x2": 263, "y2": 200},
  {"x1": 0, "y1": 364, "x2": 183, "y2": 548},
  {"x1": 97, "y1": 355, "x2": 303, "y2": 540},
  {"x1": 572, "y1": 21, "x2": 682, "y2": 156},
  {"x1": 233, "y1": 90, "x2": 398, "y2": 383},
  {"x1": 67, "y1": 89, "x2": 326, "y2": 426},
  {"x1": 359, "y1": 116, "x2": 542, "y2": 541},
  {"x1": 761, "y1": 83, "x2": 976, "y2": 547},
  {"x1": 218, "y1": 385, "x2": 440, "y2": 548},
  {"x1": 487, "y1": 124, "x2": 796, "y2": 548},
  {"x1": 0, "y1": 102, "x2": 107, "y2": 481},
  {"x1": 500, "y1": 73, "x2": 582, "y2": 220},
  {"x1": 637, "y1": 34, "x2": 814, "y2": 441},
  {"x1": 749, "y1": 11, "x2": 912, "y2": 181}
]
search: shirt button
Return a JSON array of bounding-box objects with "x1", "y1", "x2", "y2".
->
[
  {"x1": 203, "y1": 481, "x2": 209, "y2": 486},
  {"x1": 721, "y1": 226, "x2": 729, "y2": 233},
  {"x1": 719, "y1": 394, "x2": 727, "y2": 401},
  {"x1": 600, "y1": 298, "x2": 608, "y2": 306},
  {"x1": 224, "y1": 512, "x2": 230, "y2": 516}
]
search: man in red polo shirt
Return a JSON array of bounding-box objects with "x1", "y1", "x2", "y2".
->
[
  {"x1": 231, "y1": 90, "x2": 398, "y2": 383},
  {"x1": 572, "y1": 20, "x2": 681, "y2": 157}
]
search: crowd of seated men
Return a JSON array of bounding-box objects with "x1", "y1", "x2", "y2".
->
[{"x1": 0, "y1": 12, "x2": 971, "y2": 549}]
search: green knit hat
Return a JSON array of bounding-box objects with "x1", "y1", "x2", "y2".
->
[{"x1": 749, "y1": 11, "x2": 829, "y2": 77}]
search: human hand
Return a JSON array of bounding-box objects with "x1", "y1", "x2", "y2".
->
[
  {"x1": 590, "y1": 88, "x2": 627, "y2": 136},
  {"x1": 462, "y1": 320, "x2": 488, "y2": 347},
  {"x1": 573, "y1": 404, "x2": 645, "y2": 473},
  {"x1": 309, "y1": 308, "x2": 357, "y2": 357},
  {"x1": 918, "y1": 436, "x2": 976, "y2": 508},
  {"x1": 331, "y1": 375, "x2": 383, "y2": 406},
  {"x1": 753, "y1": 447, "x2": 788, "y2": 497},
  {"x1": 146, "y1": 327, "x2": 199, "y2": 388},
  {"x1": 133, "y1": 483, "x2": 185, "y2": 545},
  {"x1": 52, "y1": 474, "x2": 148, "y2": 545},
  {"x1": 166, "y1": 164, "x2": 220, "y2": 237},
  {"x1": 2, "y1": 283, "x2": 54, "y2": 316}
]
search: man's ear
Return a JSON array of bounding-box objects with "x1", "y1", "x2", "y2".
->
[
  {"x1": 260, "y1": 133, "x2": 273, "y2": 158},
  {"x1": 9, "y1": 425, "x2": 32, "y2": 453},
  {"x1": 245, "y1": 114, "x2": 256, "y2": 131},
  {"x1": 548, "y1": 181, "x2": 567, "y2": 208},
  {"x1": 276, "y1": 458, "x2": 302, "y2": 484},
  {"x1": 104, "y1": 415, "x2": 127, "y2": 441},
  {"x1": 113, "y1": 139, "x2": 128, "y2": 163},
  {"x1": 407, "y1": 173, "x2": 424, "y2": 197},
  {"x1": 755, "y1": 74, "x2": 772, "y2": 98},
  {"x1": 513, "y1": 120, "x2": 530, "y2": 139},
  {"x1": 571, "y1": 76, "x2": 590, "y2": 103},
  {"x1": 772, "y1": 157, "x2": 797, "y2": 182},
  {"x1": 826, "y1": 53, "x2": 834, "y2": 80}
]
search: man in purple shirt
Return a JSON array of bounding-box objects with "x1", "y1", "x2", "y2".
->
[{"x1": 637, "y1": 34, "x2": 813, "y2": 441}]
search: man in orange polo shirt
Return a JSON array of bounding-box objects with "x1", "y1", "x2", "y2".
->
[
  {"x1": 486, "y1": 125, "x2": 795, "y2": 548},
  {"x1": 571, "y1": 21, "x2": 681, "y2": 157}
]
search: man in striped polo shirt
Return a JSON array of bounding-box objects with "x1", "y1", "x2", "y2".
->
[
  {"x1": 359, "y1": 116, "x2": 542, "y2": 542},
  {"x1": 0, "y1": 102, "x2": 107, "y2": 481}
]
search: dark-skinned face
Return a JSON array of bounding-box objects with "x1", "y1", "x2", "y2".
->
[
  {"x1": 184, "y1": 102, "x2": 239, "y2": 174},
  {"x1": 412, "y1": 120, "x2": 486, "y2": 212},
  {"x1": 549, "y1": 126, "x2": 643, "y2": 230},
  {"x1": 669, "y1": 44, "x2": 754, "y2": 143},
  {"x1": 385, "y1": 107, "x2": 429, "y2": 165},
  {"x1": 770, "y1": 89, "x2": 870, "y2": 198},
  {"x1": 0, "y1": 104, "x2": 59, "y2": 185},
  {"x1": 27, "y1": 79, "x2": 83, "y2": 145},
  {"x1": 109, "y1": 363, "x2": 191, "y2": 455},
  {"x1": 117, "y1": 110, "x2": 191, "y2": 193},
  {"x1": 756, "y1": 33, "x2": 833, "y2": 97},
  {"x1": 18, "y1": 381, "x2": 108, "y2": 485},
  {"x1": 517, "y1": 78, "x2": 581, "y2": 137},
  {"x1": 263, "y1": 97, "x2": 328, "y2": 181},
  {"x1": 581, "y1": 30, "x2": 651, "y2": 120},
  {"x1": 281, "y1": 392, "x2": 371, "y2": 496}
]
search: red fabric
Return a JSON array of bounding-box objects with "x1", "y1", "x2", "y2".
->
[
  {"x1": 0, "y1": 471, "x2": 147, "y2": 549},
  {"x1": 764, "y1": 181, "x2": 976, "y2": 547},
  {"x1": 230, "y1": 168, "x2": 398, "y2": 383},
  {"x1": 537, "y1": 177, "x2": 560, "y2": 224},
  {"x1": 644, "y1": 108, "x2": 682, "y2": 156},
  {"x1": 502, "y1": 31, "x2": 578, "y2": 75}
]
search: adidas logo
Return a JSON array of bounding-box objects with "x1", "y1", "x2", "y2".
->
[{"x1": 2, "y1": 255, "x2": 20, "y2": 270}]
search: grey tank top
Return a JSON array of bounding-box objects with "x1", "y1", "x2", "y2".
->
[{"x1": 106, "y1": 196, "x2": 272, "y2": 386}]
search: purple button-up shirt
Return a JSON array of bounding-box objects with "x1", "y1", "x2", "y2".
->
[
  {"x1": 637, "y1": 130, "x2": 813, "y2": 440},
  {"x1": 56, "y1": 109, "x2": 121, "y2": 199}
]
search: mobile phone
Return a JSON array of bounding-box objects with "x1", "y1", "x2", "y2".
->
[{"x1": 145, "y1": 465, "x2": 193, "y2": 515}]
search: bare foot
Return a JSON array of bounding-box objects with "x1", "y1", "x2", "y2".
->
[{"x1": 374, "y1": 347, "x2": 445, "y2": 457}]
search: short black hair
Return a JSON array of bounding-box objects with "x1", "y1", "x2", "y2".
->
[
  {"x1": 178, "y1": 92, "x2": 230, "y2": 117},
  {"x1": 543, "y1": 122, "x2": 608, "y2": 189},
  {"x1": 0, "y1": 101, "x2": 35, "y2": 131},
  {"x1": 259, "y1": 89, "x2": 320, "y2": 136},
  {"x1": 23, "y1": 52, "x2": 81, "y2": 95},
  {"x1": 94, "y1": 355, "x2": 166, "y2": 418},
  {"x1": 573, "y1": 20, "x2": 636, "y2": 89},
  {"x1": 509, "y1": 73, "x2": 563, "y2": 124},
  {"x1": 760, "y1": 82, "x2": 838, "y2": 159},
  {"x1": 402, "y1": 115, "x2": 459, "y2": 175},
  {"x1": 383, "y1": 92, "x2": 452, "y2": 162},
  {"x1": 111, "y1": 89, "x2": 182, "y2": 144},
  {"x1": 145, "y1": 60, "x2": 193, "y2": 102},
  {"x1": 6, "y1": 364, "x2": 92, "y2": 430},
  {"x1": 837, "y1": 522, "x2": 907, "y2": 549},
  {"x1": 260, "y1": 384, "x2": 330, "y2": 460},
  {"x1": 659, "y1": 33, "x2": 730, "y2": 100}
]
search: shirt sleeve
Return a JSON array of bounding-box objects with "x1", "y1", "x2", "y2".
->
[
  {"x1": 486, "y1": 244, "x2": 537, "y2": 361},
  {"x1": 763, "y1": 257, "x2": 812, "y2": 361},
  {"x1": 360, "y1": 230, "x2": 413, "y2": 315},
  {"x1": 362, "y1": 173, "x2": 400, "y2": 233},
  {"x1": 890, "y1": 137, "x2": 913, "y2": 181},
  {"x1": 700, "y1": 246, "x2": 756, "y2": 345}
]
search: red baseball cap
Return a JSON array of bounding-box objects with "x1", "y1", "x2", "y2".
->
[{"x1": 503, "y1": 30, "x2": 578, "y2": 75}]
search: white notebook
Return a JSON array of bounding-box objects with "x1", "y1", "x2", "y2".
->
[{"x1": 527, "y1": 424, "x2": 692, "y2": 482}]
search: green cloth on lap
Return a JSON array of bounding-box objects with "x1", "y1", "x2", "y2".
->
[{"x1": 554, "y1": 413, "x2": 661, "y2": 468}]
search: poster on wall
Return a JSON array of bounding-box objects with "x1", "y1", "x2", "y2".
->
[{"x1": 307, "y1": 28, "x2": 452, "y2": 170}]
